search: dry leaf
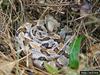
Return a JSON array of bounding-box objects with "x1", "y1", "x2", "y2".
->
[
  {"x1": 59, "y1": 26, "x2": 72, "y2": 39},
  {"x1": 45, "y1": 15, "x2": 60, "y2": 32},
  {"x1": 80, "y1": 1, "x2": 91, "y2": 17}
]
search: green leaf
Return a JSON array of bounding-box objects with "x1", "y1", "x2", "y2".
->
[
  {"x1": 44, "y1": 62, "x2": 59, "y2": 75},
  {"x1": 69, "y1": 35, "x2": 85, "y2": 69}
]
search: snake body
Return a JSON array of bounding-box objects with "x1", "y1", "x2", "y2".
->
[{"x1": 16, "y1": 22, "x2": 72, "y2": 69}]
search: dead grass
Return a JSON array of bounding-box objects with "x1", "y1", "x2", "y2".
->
[{"x1": 0, "y1": 0, "x2": 100, "y2": 75}]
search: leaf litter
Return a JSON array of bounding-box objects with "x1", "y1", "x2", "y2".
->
[{"x1": 0, "y1": 0, "x2": 100, "y2": 75}]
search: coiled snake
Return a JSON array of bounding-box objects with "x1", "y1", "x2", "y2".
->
[{"x1": 16, "y1": 20, "x2": 72, "y2": 69}]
